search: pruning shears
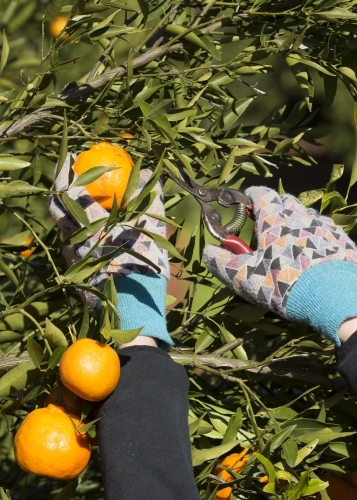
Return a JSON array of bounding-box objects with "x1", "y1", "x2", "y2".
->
[{"x1": 166, "y1": 169, "x2": 254, "y2": 255}]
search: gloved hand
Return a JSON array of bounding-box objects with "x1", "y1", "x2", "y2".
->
[
  {"x1": 49, "y1": 152, "x2": 173, "y2": 347},
  {"x1": 203, "y1": 186, "x2": 357, "y2": 346}
]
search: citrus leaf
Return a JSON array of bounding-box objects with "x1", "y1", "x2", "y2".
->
[
  {"x1": 60, "y1": 193, "x2": 91, "y2": 229},
  {"x1": 0, "y1": 157, "x2": 30, "y2": 170},
  {"x1": 0, "y1": 331, "x2": 22, "y2": 343},
  {"x1": 110, "y1": 327, "x2": 143, "y2": 343},
  {"x1": 71, "y1": 165, "x2": 119, "y2": 188},
  {"x1": 53, "y1": 480, "x2": 79, "y2": 500},
  {"x1": 0, "y1": 31, "x2": 9, "y2": 76},
  {"x1": 0, "y1": 181, "x2": 46, "y2": 198},
  {"x1": 0, "y1": 363, "x2": 41, "y2": 397},
  {"x1": 47, "y1": 345, "x2": 67, "y2": 370},
  {"x1": 26, "y1": 337, "x2": 44, "y2": 368},
  {"x1": 192, "y1": 441, "x2": 240, "y2": 466},
  {"x1": 44, "y1": 318, "x2": 68, "y2": 348},
  {"x1": 222, "y1": 408, "x2": 243, "y2": 444}
]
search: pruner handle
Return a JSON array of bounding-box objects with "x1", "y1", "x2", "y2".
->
[{"x1": 221, "y1": 235, "x2": 252, "y2": 255}]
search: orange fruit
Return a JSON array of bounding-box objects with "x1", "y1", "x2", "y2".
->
[
  {"x1": 73, "y1": 142, "x2": 134, "y2": 211},
  {"x1": 20, "y1": 236, "x2": 36, "y2": 259},
  {"x1": 14, "y1": 404, "x2": 91, "y2": 480},
  {"x1": 213, "y1": 448, "x2": 249, "y2": 500},
  {"x1": 44, "y1": 384, "x2": 83, "y2": 414},
  {"x1": 50, "y1": 15, "x2": 68, "y2": 39},
  {"x1": 59, "y1": 338, "x2": 120, "y2": 402}
]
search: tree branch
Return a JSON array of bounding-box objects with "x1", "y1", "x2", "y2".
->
[
  {"x1": 0, "y1": 43, "x2": 184, "y2": 138},
  {"x1": 0, "y1": 349, "x2": 347, "y2": 391}
]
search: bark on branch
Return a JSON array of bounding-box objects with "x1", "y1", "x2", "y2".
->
[
  {"x1": 0, "y1": 350, "x2": 346, "y2": 392},
  {"x1": 0, "y1": 43, "x2": 184, "y2": 138}
]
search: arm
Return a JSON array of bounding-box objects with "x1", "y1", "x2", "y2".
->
[{"x1": 203, "y1": 186, "x2": 357, "y2": 394}]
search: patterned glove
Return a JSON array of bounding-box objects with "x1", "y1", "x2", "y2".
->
[
  {"x1": 203, "y1": 186, "x2": 357, "y2": 346},
  {"x1": 49, "y1": 152, "x2": 173, "y2": 347}
]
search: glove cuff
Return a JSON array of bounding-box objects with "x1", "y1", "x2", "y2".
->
[
  {"x1": 114, "y1": 274, "x2": 174, "y2": 349},
  {"x1": 286, "y1": 260, "x2": 357, "y2": 346}
]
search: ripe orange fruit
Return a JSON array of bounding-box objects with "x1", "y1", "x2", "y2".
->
[
  {"x1": 59, "y1": 338, "x2": 120, "y2": 402},
  {"x1": 73, "y1": 142, "x2": 134, "y2": 211},
  {"x1": 49, "y1": 15, "x2": 68, "y2": 39},
  {"x1": 44, "y1": 384, "x2": 83, "y2": 414},
  {"x1": 213, "y1": 448, "x2": 249, "y2": 500},
  {"x1": 20, "y1": 236, "x2": 36, "y2": 259},
  {"x1": 14, "y1": 404, "x2": 91, "y2": 480}
]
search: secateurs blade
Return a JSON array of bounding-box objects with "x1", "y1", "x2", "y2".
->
[{"x1": 165, "y1": 169, "x2": 253, "y2": 255}]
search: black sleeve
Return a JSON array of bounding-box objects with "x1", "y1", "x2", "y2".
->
[
  {"x1": 336, "y1": 330, "x2": 357, "y2": 396},
  {"x1": 97, "y1": 346, "x2": 201, "y2": 500}
]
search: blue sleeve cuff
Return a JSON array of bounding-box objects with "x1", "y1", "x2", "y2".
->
[
  {"x1": 114, "y1": 274, "x2": 174, "y2": 349},
  {"x1": 286, "y1": 260, "x2": 357, "y2": 347}
]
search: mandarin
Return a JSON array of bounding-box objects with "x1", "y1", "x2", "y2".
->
[
  {"x1": 49, "y1": 15, "x2": 68, "y2": 39},
  {"x1": 73, "y1": 142, "x2": 134, "y2": 211},
  {"x1": 59, "y1": 338, "x2": 120, "y2": 402},
  {"x1": 14, "y1": 404, "x2": 91, "y2": 481},
  {"x1": 214, "y1": 449, "x2": 249, "y2": 500}
]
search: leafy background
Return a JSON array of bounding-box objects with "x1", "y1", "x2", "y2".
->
[{"x1": 1, "y1": 0, "x2": 357, "y2": 498}]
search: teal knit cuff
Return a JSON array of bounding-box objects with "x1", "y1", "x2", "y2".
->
[
  {"x1": 114, "y1": 274, "x2": 173, "y2": 349},
  {"x1": 286, "y1": 260, "x2": 357, "y2": 347}
]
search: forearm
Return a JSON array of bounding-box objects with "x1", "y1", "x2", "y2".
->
[{"x1": 97, "y1": 347, "x2": 200, "y2": 500}]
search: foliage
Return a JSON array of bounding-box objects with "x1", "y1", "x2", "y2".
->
[{"x1": 2, "y1": 0, "x2": 357, "y2": 498}]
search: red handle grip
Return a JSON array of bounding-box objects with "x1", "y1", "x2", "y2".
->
[{"x1": 221, "y1": 235, "x2": 252, "y2": 255}]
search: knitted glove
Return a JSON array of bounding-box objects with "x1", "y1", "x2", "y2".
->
[
  {"x1": 203, "y1": 186, "x2": 357, "y2": 346},
  {"x1": 49, "y1": 152, "x2": 173, "y2": 347}
]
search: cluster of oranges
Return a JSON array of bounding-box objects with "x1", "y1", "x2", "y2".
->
[
  {"x1": 14, "y1": 141, "x2": 134, "y2": 480},
  {"x1": 14, "y1": 339, "x2": 120, "y2": 480}
]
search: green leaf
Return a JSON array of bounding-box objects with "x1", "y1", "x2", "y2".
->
[
  {"x1": 53, "y1": 480, "x2": 79, "y2": 500},
  {"x1": 77, "y1": 417, "x2": 102, "y2": 434},
  {"x1": 71, "y1": 165, "x2": 119, "y2": 188},
  {"x1": 192, "y1": 441, "x2": 240, "y2": 466},
  {"x1": 0, "y1": 363, "x2": 41, "y2": 397},
  {"x1": 26, "y1": 337, "x2": 44, "y2": 368},
  {"x1": 195, "y1": 327, "x2": 216, "y2": 354},
  {"x1": 93, "y1": 111, "x2": 109, "y2": 135},
  {"x1": 222, "y1": 408, "x2": 243, "y2": 444},
  {"x1": 165, "y1": 25, "x2": 221, "y2": 60},
  {"x1": 110, "y1": 327, "x2": 143, "y2": 344},
  {"x1": 44, "y1": 318, "x2": 68, "y2": 348},
  {"x1": 47, "y1": 345, "x2": 67, "y2": 370},
  {"x1": 60, "y1": 193, "x2": 91, "y2": 229},
  {"x1": 78, "y1": 307, "x2": 90, "y2": 340},
  {"x1": 270, "y1": 425, "x2": 297, "y2": 452},
  {"x1": 316, "y1": 7, "x2": 357, "y2": 19},
  {"x1": 294, "y1": 438, "x2": 319, "y2": 466},
  {"x1": 45, "y1": 0, "x2": 63, "y2": 19},
  {"x1": 122, "y1": 157, "x2": 142, "y2": 206},
  {"x1": 0, "y1": 331, "x2": 22, "y2": 343},
  {"x1": 0, "y1": 181, "x2": 46, "y2": 198},
  {"x1": 0, "y1": 31, "x2": 9, "y2": 77},
  {"x1": 65, "y1": 218, "x2": 107, "y2": 245},
  {"x1": 298, "y1": 189, "x2": 324, "y2": 207},
  {"x1": 283, "y1": 438, "x2": 298, "y2": 467},
  {"x1": 135, "y1": 226, "x2": 185, "y2": 262},
  {"x1": 0, "y1": 488, "x2": 11, "y2": 500},
  {"x1": 256, "y1": 453, "x2": 275, "y2": 483}
]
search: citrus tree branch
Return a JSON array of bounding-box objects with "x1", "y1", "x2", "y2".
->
[{"x1": 0, "y1": 43, "x2": 184, "y2": 139}]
